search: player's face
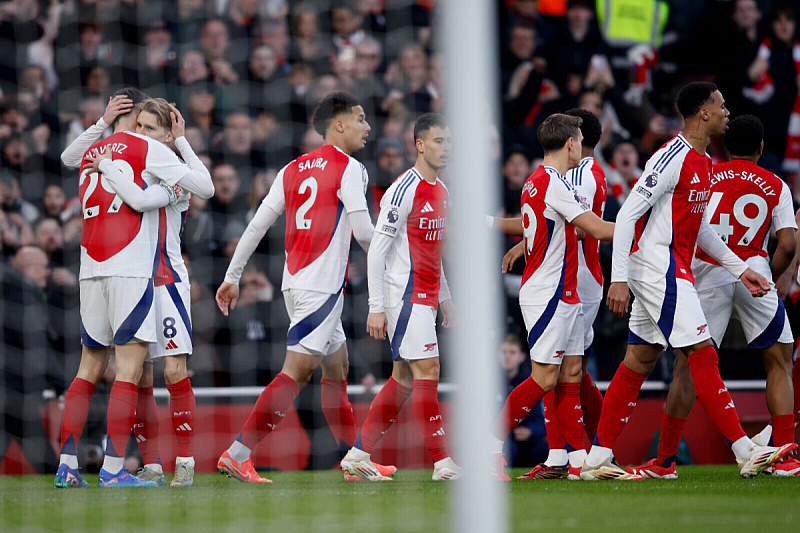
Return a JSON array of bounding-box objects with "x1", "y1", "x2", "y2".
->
[
  {"x1": 136, "y1": 111, "x2": 172, "y2": 143},
  {"x1": 705, "y1": 90, "x2": 730, "y2": 136},
  {"x1": 340, "y1": 105, "x2": 370, "y2": 153},
  {"x1": 567, "y1": 129, "x2": 583, "y2": 168},
  {"x1": 418, "y1": 126, "x2": 451, "y2": 171}
]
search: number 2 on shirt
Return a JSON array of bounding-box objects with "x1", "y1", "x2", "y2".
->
[{"x1": 295, "y1": 177, "x2": 318, "y2": 230}]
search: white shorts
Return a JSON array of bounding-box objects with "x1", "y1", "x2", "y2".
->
[
  {"x1": 521, "y1": 300, "x2": 583, "y2": 365},
  {"x1": 582, "y1": 299, "x2": 601, "y2": 356},
  {"x1": 80, "y1": 277, "x2": 156, "y2": 346},
  {"x1": 628, "y1": 277, "x2": 710, "y2": 349},
  {"x1": 148, "y1": 281, "x2": 193, "y2": 360},
  {"x1": 697, "y1": 281, "x2": 793, "y2": 349},
  {"x1": 386, "y1": 301, "x2": 439, "y2": 361},
  {"x1": 284, "y1": 288, "x2": 345, "y2": 356}
]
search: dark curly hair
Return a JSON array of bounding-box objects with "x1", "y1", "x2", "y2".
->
[
  {"x1": 723, "y1": 115, "x2": 764, "y2": 156},
  {"x1": 676, "y1": 81, "x2": 717, "y2": 119},
  {"x1": 565, "y1": 108, "x2": 602, "y2": 149}
]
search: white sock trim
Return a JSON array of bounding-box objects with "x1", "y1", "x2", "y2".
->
[
  {"x1": 59, "y1": 454, "x2": 79, "y2": 469},
  {"x1": 228, "y1": 440, "x2": 251, "y2": 463}
]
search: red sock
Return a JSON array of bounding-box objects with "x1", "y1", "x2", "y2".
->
[
  {"x1": 555, "y1": 382, "x2": 584, "y2": 452},
  {"x1": 580, "y1": 372, "x2": 604, "y2": 441},
  {"x1": 793, "y1": 363, "x2": 800, "y2": 425},
  {"x1": 595, "y1": 363, "x2": 647, "y2": 448},
  {"x1": 688, "y1": 346, "x2": 746, "y2": 443},
  {"x1": 60, "y1": 378, "x2": 96, "y2": 455},
  {"x1": 543, "y1": 389, "x2": 563, "y2": 449},
  {"x1": 135, "y1": 386, "x2": 160, "y2": 465},
  {"x1": 357, "y1": 377, "x2": 411, "y2": 454},
  {"x1": 494, "y1": 376, "x2": 546, "y2": 440},
  {"x1": 166, "y1": 377, "x2": 195, "y2": 458},
  {"x1": 237, "y1": 373, "x2": 301, "y2": 451},
  {"x1": 105, "y1": 381, "x2": 139, "y2": 458},
  {"x1": 656, "y1": 413, "x2": 687, "y2": 465},
  {"x1": 412, "y1": 379, "x2": 449, "y2": 462},
  {"x1": 321, "y1": 379, "x2": 357, "y2": 454},
  {"x1": 771, "y1": 414, "x2": 795, "y2": 446}
]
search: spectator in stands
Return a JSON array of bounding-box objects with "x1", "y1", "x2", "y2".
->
[
  {"x1": 715, "y1": 0, "x2": 763, "y2": 119},
  {"x1": 199, "y1": 18, "x2": 242, "y2": 86},
  {"x1": 497, "y1": 334, "x2": 548, "y2": 467},
  {"x1": 605, "y1": 139, "x2": 642, "y2": 203},
  {"x1": 209, "y1": 110, "x2": 265, "y2": 183},
  {"x1": 245, "y1": 44, "x2": 292, "y2": 120},
  {"x1": 0, "y1": 245, "x2": 60, "y2": 473},
  {"x1": 502, "y1": 145, "x2": 531, "y2": 217},
  {"x1": 40, "y1": 184, "x2": 65, "y2": 220},
  {"x1": 288, "y1": 4, "x2": 332, "y2": 75},
  {"x1": 384, "y1": 43, "x2": 433, "y2": 115}
]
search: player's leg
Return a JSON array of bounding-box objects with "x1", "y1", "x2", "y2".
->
[
  {"x1": 133, "y1": 362, "x2": 165, "y2": 485},
  {"x1": 99, "y1": 276, "x2": 160, "y2": 487},
  {"x1": 55, "y1": 344, "x2": 109, "y2": 488},
  {"x1": 319, "y1": 342, "x2": 357, "y2": 457},
  {"x1": 341, "y1": 360, "x2": 409, "y2": 480},
  {"x1": 555, "y1": 355, "x2": 586, "y2": 476},
  {"x1": 56, "y1": 278, "x2": 114, "y2": 488},
  {"x1": 407, "y1": 356, "x2": 460, "y2": 480},
  {"x1": 580, "y1": 300, "x2": 604, "y2": 442},
  {"x1": 164, "y1": 354, "x2": 195, "y2": 486},
  {"x1": 626, "y1": 352, "x2": 694, "y2": 478}
]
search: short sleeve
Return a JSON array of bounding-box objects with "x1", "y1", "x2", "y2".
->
[
  {"x1": 773, "y1": 181, "x2": 798, "y2": 231},
  {"x1": 144, "y1": 138, "x2": 192, "y2": 185},
  {"x1": 262, "y1": 166, "x2": 286, "y2": 214},
  {"x1": 340, "y1": 159, "x2": 369, "y2": 213},
  {"x1": 374, "y1": 177, "x2": 413, "y2": 237},
  {"x1": 548, "y1": 175, "x2": 590, "y2": 222}
]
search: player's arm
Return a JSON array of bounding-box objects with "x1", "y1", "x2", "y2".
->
[
  {"x1": 366, "y1": 183, "x2": 409, "y2": 340},
  {"x1": 571, "y1": 211, "x2": 613, "y2": 242},
  {"x1": 696, "y1": 215, "x2": 769, "y2": 297},
  {"x1": 170, "y1": 105, "x2": 214, "y2": 199},
  {"x1": 487, "y1": 216, "x2": 523, "y2": 236},
  {"x1": 95, "y1": 158, "x2": 178, "y2": 212},
  {"x1": 61, "y1": 95, "x2": 132, "y2": 168},
  {"x1": 366, "y1": 232, "x2": 392, "y2": 339},
  {"x1": 439, "y1": 267, "x2": 456, "y2": 328},
  {"x1": 770, "y1": 183, "x2": 798, "y2": 287},
  {"x1": 216, "y1": 170, "x2": 285, "y2": 316},
  {"x1": 342, "y1": 160, "x2": 375, "y2": 251},
  {"x1": 607, "y1": 165, "x2": 677, "y2": 317}
]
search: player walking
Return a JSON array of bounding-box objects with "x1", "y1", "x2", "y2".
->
[
  {"x1": 581, "y1": 83, "x2": 797, "y2": 480},
  {"x1": 626, "y1": 115, "x2": 799, "y2": 478},
  {"x1": 491, "y1": 114, "x2": 614, "y2": 481},
  {"x1": 215, "y1": 92, "x2": 386, "y2": 483},
  {"x1": 518, "y1": 109, "x2": 608, "y2": 479},
  {"x1": 338, "y1": 113, "x2": 461, "y2": 481}
]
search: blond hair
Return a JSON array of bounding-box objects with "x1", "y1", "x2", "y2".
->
[{"x1": 138, "y1": 98, "x2": 176, "y2": 131}]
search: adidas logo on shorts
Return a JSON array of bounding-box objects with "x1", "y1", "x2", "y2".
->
[{"x1": 166, "y1": 339, "x2": 179, "y2": 350}]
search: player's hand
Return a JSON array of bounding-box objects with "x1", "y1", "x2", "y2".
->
[
  {"x1": 740, "y1": 268, "x2": 770, "y2": 298},
  {"x1": 216, "y1": 281, "x2": 240, "y2": 316},
  {"x1": 440, "y1": 299, "x2": 457, "y2": 328},
  {"x1": 84, "y1": 150, "x2": 111, "y2": 173},
  {"x1": 102, "y1": 95, "x2": 133, "y2": 125},
  {"x1": 502, "y1": 241, "x2": 525, "y2": 273},
  {"x1": 366, "y1": 312, "x2": 388, "y2": 340},
  {"x1": 169, "y1": 104, "x2": 186, "y2": 139},
  {"x1": 606, "y1": 281, "x2": 630, "y2": 318}
]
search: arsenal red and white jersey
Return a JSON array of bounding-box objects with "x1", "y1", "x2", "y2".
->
[
  {"x1": 262, "y1": 144, "x2": 369, "y2": 294},
  {"x1": 519, "y1": 165, "x2": 590, "y2": 307},
  {"x1": 694, "y1": 159, "x2": 796, "y2": 287},
  {"x1": 374, "y1": 168, "x2": 447, "y2": 310},
  {"x1": 79, "y1": 132, "x2": 190, "y2": 279},
  {"x1": 153, "y1": 190, "x2": 191, "y2": 287},
  {"x1": 625, "y1": 134, "x2": 712, "y2": 284},
  {"x1": 568, "y1": 156, "x2": 607, "y2": 303}
]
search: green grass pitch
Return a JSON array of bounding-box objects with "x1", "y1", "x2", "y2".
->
[{"x1": 1, "y1": 466, "x2": 799, "y2": 533}]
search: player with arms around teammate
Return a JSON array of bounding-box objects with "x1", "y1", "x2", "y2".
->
[
  {"x1": 582, "y1": 82, "x2": 796, "y2": 480},
  {"x1": 491, "y1": 114, "x2": 615, "y2": 481},
  {"x1": 626, "y1": 115, "x2": 799, "y2": 478},
  {"x1": 339, "y1": 113, "x2": 460, "y2": 481},
  {"x1": 54, "y1": 89, "x2": 213, "y2": 488},
  {"x1": 215, "y1": 92, "x2": 380, "y2": 483}
]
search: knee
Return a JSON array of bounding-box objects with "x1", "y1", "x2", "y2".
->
[{"x1": 164, "y1": 359, "x2": 188, "y2": 384}]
